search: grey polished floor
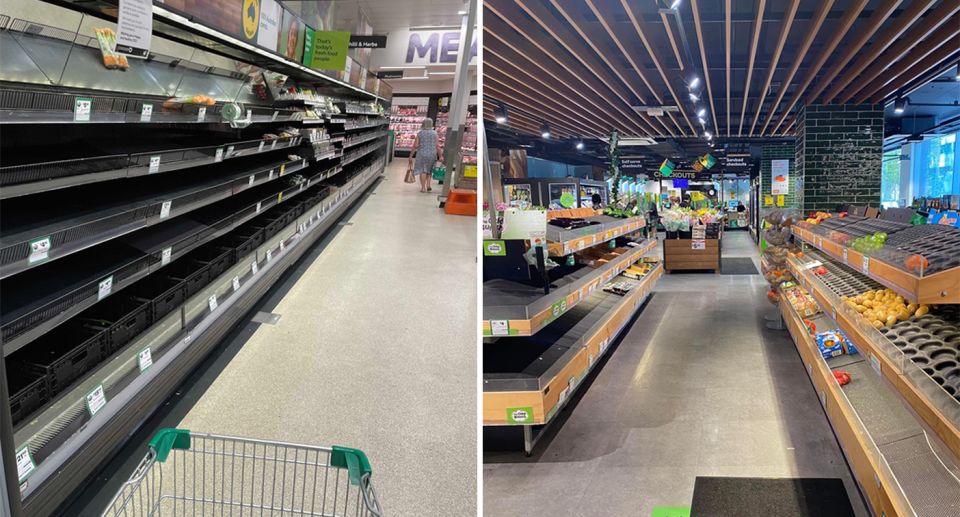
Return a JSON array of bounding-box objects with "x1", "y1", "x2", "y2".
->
[{"x1": 483, "y1": 231, "x2": 869, "y2": 517}]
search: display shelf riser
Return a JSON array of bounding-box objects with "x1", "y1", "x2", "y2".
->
[
  {"x1": 482, "y1": 264, "x2": 663, "y2": 426},
  {"x1": 547, "y1": 219, "x2": 645, "y2": 257},
  {"x1": 15, "y1": 167, "x2": 383, "y2": 516},
  {"x1": 788, "y1": 258, "x2": 960, "y2": 463},
  {"x1": 792, "y1": 225, "x2": 960, "y2": 304},
  {"x1": 780, "y1": 293, "x2": 910, "y2": 517},
  {"x1": 482, "y1": 240, "x2": 658, "y2": 336}
]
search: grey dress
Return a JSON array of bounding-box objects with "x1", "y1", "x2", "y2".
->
[{"x1": 413, "y1": 129, "x2": 439, "y2": 176}]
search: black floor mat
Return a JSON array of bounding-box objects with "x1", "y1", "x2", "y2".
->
[
  {"x1": 721, "y1": 257, "x2": 759, "y2": 275},
  {"x1": 690, "y1": 477, "x2": 856, "y2": 517}
]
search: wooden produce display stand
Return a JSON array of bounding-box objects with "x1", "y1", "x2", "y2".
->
[{"x1": 663, "y1": 226, "x2": 721, "y2": 274}]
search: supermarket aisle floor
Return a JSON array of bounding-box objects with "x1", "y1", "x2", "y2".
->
[
  {"x1": 483, "y1": 232, "x2": 868, "y2": 517},
  {"x1": 68, "y1": 161, "x2": 477, "y2": 516}
]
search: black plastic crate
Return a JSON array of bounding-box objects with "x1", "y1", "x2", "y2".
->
[
  {"x1": 232, "y1": 228, "x2": 264, "y2": 259},
  {"x1": 128, "y1": 275, "x2": 186, "y2": 321},
  {"x1": 182, "y1": 264, "x2": 211, "y2": 298},
  {"x1": 15, "y1": 320, "x2": 105, "y2": 396},
  {"x1": 8, "y1": 369, "x2": 48, "y2": 427},
  {"x1": 79, "y1": 296, "x2": 153, "y2": 354},
  {"x1": 263, "y1": 217, "x2": 284, "y2": 240},
  {"x1": 190, "y1": 246, "x2": 234, "y2": 279},
  {"x1": 282, "y1": 207, "x2": 298, "y2": 227}
]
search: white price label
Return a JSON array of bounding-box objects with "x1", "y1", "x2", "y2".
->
[
  {"x1": 259, "y1": 141, "x2": 265, "y2": 153},
  {"x1": 16, "y1": 445, "x2": 35, "y2": 483},
  {"x1": 271, "y1": 110, "x2": 279, "y2": 121},
  {"x1": 862, "y1": 255, "x2": 870, "y2": 275},
  {"x1": 98, "y1": 276, "x2": 113, "y2": 301},
  {"x1": 28, "y1": 236, "x2": 51, "y2": 265},
  {"x1": 691, "y1": 240, "x2": 706, "y2": 250},
  {"x1": 208, "y1": 293, "x2": 218, "y2": 312},
  {"x1": 599, "y1": 339, "x2": 606, "y2": 353},
  {"x1": 589, "y1": 353, "x2": 595, "y2": 368},
  {"x1": 149, "y1": 155, "x2": 161, "y2": 173},
  {"x1": 246, "y1": 109, "x2": 252, "y2": 122},
  {"x1": 256, "y1": 202, "x2": 261, "y2": 214},
  {"x1": 820, "y1": 389, "x2": 826, "y2": 406},
  {"x1": 160, "y1": 201, "x2": 172, "y2": 219},
  {"x1": 870, "y1": 351, "x2": 882, "y2": 376},
  {"x1": 86, "y1": 383, "x2": 107, "y2": 417},
  {"x1": 251, "y1": 261, "x2": 259, "y2": 275},
  {"x1": 271, "y1": 140, "x2": 277, "y2": 150},
  {"x1": 268, "y1": 170, "x2": 274, "y2": 180},
  {"x1": 215, "y1": 148, "x2": 224, "y2": 162},
  {"x1": 197, "y1": 106, "x2": 206, "y2": 121},
  {"x1": 138, "y1": 347, "x2": 152, "y2": 372},
  {"x1": 232, "y1": 276, "x2": 240, "y2": 291},
  {"x1": 227, "y1": 145, "x2": 235, "y2": 157},
  {"x1": 140, "y1": 103, "x2": 153, "y2": 122},
  {"x1": 832, "y1": 306, "x2": 837, "y2": 320},
  {"x1": 75, "y1": 98, "x2": 91, "y2": 122},
  {"x1": 843, "y1": 248, "x2": 848, "y2": 263},
  {"x1": 279, "y1": 239, "x2": 285, "y2": 251},
  {"x1": 266, "y1": 249, "x2": 273, "y2": 262},
  {"x1": 490, "y1": 320, "x2": 509, "y2": 336},
  {"x1": 161, "y1": 246, "x2": 172, "y2": 266},
  {"x1": 249, "y1": 174, "x2": 255, "y2": 186}
]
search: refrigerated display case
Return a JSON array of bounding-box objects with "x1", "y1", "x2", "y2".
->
[{"x1": 580, "y1": 180, "x2": 607, "y2": 208}]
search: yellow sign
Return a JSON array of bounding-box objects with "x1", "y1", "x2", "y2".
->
[
  {"x1": 764, "y1": 195, "x2": 773, "y2": 206},
  {"x1": 777, "y1": 195, "x2": 785, "y2": 207},
  {"x1": 280, "y1": 164, "x2": 286, "y2": 176},
  {"x1": 464, "y1": 164, "x2": 477, "y2": 178},
  {"x1": 242, "y1": 0, "x2": 260, "y2": 41}
]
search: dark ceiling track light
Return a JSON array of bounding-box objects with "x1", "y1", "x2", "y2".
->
[
  {"x1": 575, "y1": 137, "x2": 584, "y2": 150},
  {"x1": 894, "y1": 96, "x2": 908, "y2": 114},
  {"x1": 494, "y1": 102, "x2": 508, "y2": 123},
  {"x1": 541, "y1": 122, "x2": 550, "y2": 138}
]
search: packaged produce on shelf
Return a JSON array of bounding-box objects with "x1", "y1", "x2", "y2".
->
[
  {"x1": 833, "y1": 371, "x2": 852, "y2": 386},
  {"x1": 623, "y1": 263, "x2": 653, "y2": 279},
  {"x1": 784, "y1": 284, "x2": 820, "y2": 317},
  {"x1": 93, "y1": 28, "x2": 129, "y2": 69},
  {"x1": 815, "y1": 331, "x2": 847, "y2": 359},
  {"x1": 602, "y1": 281, "x2": 634, "y2": 296}
]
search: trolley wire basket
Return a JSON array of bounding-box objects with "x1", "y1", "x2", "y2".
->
[{"x1": 102, "y1": 429, "x2": 383, "y2": 517}]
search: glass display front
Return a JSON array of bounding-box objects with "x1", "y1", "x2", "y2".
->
[
  {"x1": 504, "y1": 183, "x2": 532, "y2": 209},
  {"x1": 548, "y1": 183, "x2": 578, "y2": 209},
  {"x1": 581, "y1": 185, "x2": 606, "y2": 208}
]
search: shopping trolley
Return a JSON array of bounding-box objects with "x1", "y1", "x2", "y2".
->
[{"x1": 102, "y1": 429, "x2": 383, "y2": 516}]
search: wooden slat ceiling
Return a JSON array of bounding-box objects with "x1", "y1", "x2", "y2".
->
[{"x1": 483, "y1": 0, "x2": 960, "y2": 140}]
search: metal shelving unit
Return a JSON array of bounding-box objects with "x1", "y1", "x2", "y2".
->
[{"x1": 0, "y1": 8, "x2": 390, "y2": 516}]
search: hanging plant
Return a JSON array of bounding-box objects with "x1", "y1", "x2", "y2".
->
[{"x1": 608, "y1": 130, "x2": 622, "y2": 207}]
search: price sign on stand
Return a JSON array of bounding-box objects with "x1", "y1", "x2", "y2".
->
[
  {"x1": 197, "y1": 106, "x2": 206, "y2": 121},
  {"x1": 843, "y1": 248, "x2": 848, "y2": 264},
  {"x1": 258, "y1": 141, "x2": 265, "y2": 153},
  {"x1": 138, "y1": 346, "x2": 152, "y2": 373},
  {"x1": 16, "y1": 445, "x2": 35, "y2": 483},
  {"x1": 271, "y1": 140, "x2": 277, "y2": 150},
  {"x1": 232, "y1": 276, "x2": 240, "y2": 291},
  {"x1": 251, "y1": 261, "x2": 258, "y2": 275},
  {"x1": 86, "y1": 383, "x2": 107, "y2": 417},
  {"x1": 227, "y1": 145, "x2": 235, "y2": 157},
  {"x1": 160, "y1": 201, "x2": 172, "y2": 219},
  {"x1": 215, "y1": 148, "x2": 224, "y2": 162},
  {"x1": 862, "y1": 256, "x2": 870, "y2": 276},
  {"x1": 208, "y1": 293, "x2": 218, "y2": 312},
  {"x1": 870, "y1": 350, "x2": 882, "y2": 376},
  {"x1": 256, "y1": 202, "x2": 261, "y2": 214},
  {"x1": 161, "y1": 246, "x2": 172, "y2": 266},
  {"x1": 140, "y1": 103, "x2": 153, "y2": 122},
  {"x1": 280, "y1": 240, "x2": 285, "y2": 251},
  {"x1": 692, "y1": 225, "x2": 706, "y2": 239},
  {"x1": 691, "y1": 240, "x2": 706, "y2": 250},
  {"x1": 490, "y1": 320, "x2": 509, "y2": 336},
  {"x1": 266, "y1": 249, "x2": 273, "y2": 262}
]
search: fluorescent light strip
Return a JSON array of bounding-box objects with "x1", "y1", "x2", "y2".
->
[{"x1": 151, "y1": 6, "x2": 382, "y2": 101}]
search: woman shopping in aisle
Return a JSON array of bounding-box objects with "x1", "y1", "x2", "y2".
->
[{"x1": 408, "y1": 118, "x2": 444, "y2": 193}]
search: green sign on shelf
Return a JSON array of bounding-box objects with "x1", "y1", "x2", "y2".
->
[
  {"x1": 651, "y1": 508, "x2": 690, "y2": 517},
  {"x1": 483, "y1": 240, "x2": 506, "y2": 256},
  {"x1": 305, "y1": 30, "x2": 350, "y2": 71},
  {"x1": 506, "y1": 407, "x2": 534, "y2": 425}
]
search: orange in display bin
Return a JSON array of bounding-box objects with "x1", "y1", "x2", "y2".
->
[{"x1": 444, "y1": 189, "x2": 476, "y2": 216}]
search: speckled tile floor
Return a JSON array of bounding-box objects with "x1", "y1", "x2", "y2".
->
[
  {"x1": 65, "y1": 162, "x2": 478, "y2": 516},
  {"x1": 483, "y1": 231, "x2": 869, "y2": 517}
]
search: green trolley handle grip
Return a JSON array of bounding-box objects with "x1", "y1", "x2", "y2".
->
[
  {"x1": 331, "y1": 446, "x2": 373, "y2": 486},
  {"x1": 149, "y1": 429, "x2": 191, "y2": 463}
]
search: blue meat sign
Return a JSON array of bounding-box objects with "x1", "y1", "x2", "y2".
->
[{"x1": 406, "y1": 31, "x2": 477, "y2": 64}]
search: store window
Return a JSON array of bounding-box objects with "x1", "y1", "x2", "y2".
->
[
  {"x1": 912, "y1": 132, "x2": 958, "y2": 199},
  {"x1": 881, "y1": 149, "x2": 901, "y2": 207}
]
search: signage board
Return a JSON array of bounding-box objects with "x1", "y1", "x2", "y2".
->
[
  {"x1": 377, "y1": 70, "x2": 403, "y2": 79},
  {"x1": 349, "y1": 35, "x2": 388, "y2": 48}
]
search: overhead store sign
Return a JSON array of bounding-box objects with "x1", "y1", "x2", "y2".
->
[
  {"x1": 406, "y1": 31, "x2": 477, "y2": 64},
  {"x1": 349, "y1": 35, "x2": 387, "y2": 48},
  {"x1": 257, "y1": 0, "x2": 281, "y2": 51},
  {"x1": 771, "y1": 159, "x2": 789, "y2": 195},
  {"x1": 722, "y1": 155, "x2": 750, "y2": 173},
  {"x1": 377, "y1": 70, "x2": 403, "y2": 79},
  {"x1": 621, "y1": 158, "x2": 646, "y2": 174},
  {"x1": 304, "y1": 29, "x2": 350, "y2": 70}
]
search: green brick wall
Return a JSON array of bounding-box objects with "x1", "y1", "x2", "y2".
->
[
  {"x1": 761, "y1": 143, "x2": 797, "y2": 209},
  {"x1": 795, "y1": 104, "x2": 884, "y2": 212}
]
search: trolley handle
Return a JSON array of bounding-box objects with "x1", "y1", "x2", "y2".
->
[
  {"x1": 331, "y1": 445, "x2": 372, "y2": 486},
  {"x1": 148, "y1": 428, "x2": 191, "y2": 462}
]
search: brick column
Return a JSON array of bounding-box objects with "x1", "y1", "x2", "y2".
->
[
  {"x1": 761, "y1": 143, "x2": 797, "y2": 208},
  {"x1": 795, "y1": 104, "x2": 884, "y2": 212}
]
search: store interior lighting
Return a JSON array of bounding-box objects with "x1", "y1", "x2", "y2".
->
[
  {"x1": 575, "y1": 137, "x2": 584, "y2": 150},
  {"x1": 540, "y1": 122, "x2": 551, "y2": 138},
  {"x1": 670, "y1": 0, "x2": 681, "y2": 9},
  {"x1": 894, "y1": 96, "x2": 907, "y2": 114},
  {"x1": 494, "y1": 103, "x2": 508, "y2": 123},
  {"x1": 697, "y1": 107, "x2": 706, "y2": 118}
]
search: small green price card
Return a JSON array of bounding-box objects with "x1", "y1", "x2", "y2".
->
[
  {"x1": 506, "y1": 407, "x2": 534, "y2": 425},
  {"x1": 651, "y1": 508, "x2": 690, "y2": 517}
]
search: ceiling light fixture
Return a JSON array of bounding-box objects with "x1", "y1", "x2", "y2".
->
[
  {"x1": 955, "y1": 63, "x2": 959, "y2": 81},
  {"x1": 458, "y1": 10, "x2": 468, "y2": 14},
  {"x1": 894, "y1": 96, "x2": 907, "y2": 114},
  {"x1": 697, "y1": 107, "x2": 706, "y2": 118},
  {"x1": 494, "y1": 103, "x2": 508, "y2": 123},
  {"x1": 689, "y1": 76, "x2": 700, "y2": 89},
  {"x1": 670, "y1": 0, "x2": 682, "y2": 9},
  {"x1": 689, "y1": 93, "x2": 699, "y2": 101},
  {"x1": 705, "y1": 131, "x2": 712, "y2": 140},
  {"x1": 541, "y1": 122, "x2": 551, "y2": 138},
  {"x1": 576, "y1": 137, "x2": 584, "y2": 150}
]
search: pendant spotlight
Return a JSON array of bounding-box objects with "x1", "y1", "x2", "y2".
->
[
  {"x1": 541, "y1": 122, "x2": 550, "y2": 138},
  {"x1": 494, "y1": 102, "x2": 508, "y2": 123}
]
